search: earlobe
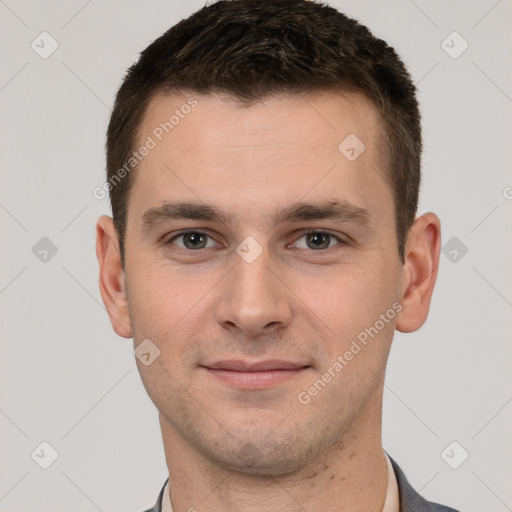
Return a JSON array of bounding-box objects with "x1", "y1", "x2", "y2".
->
[
  {"x1": 396, "y1": 212, "x2": 441, "y2": 333},
  {"x1": 95, "y1": 215, "x2": 132, "y2": 338}
]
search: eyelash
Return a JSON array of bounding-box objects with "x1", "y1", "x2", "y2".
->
[{"x1": 163, "y1": 229, "x2": 347, "y2": 252}]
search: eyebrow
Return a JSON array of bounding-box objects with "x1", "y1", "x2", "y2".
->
[{"x1": 141, "y1": 199, "x2": 372, "y2": 231}]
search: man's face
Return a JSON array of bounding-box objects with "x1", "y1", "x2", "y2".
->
[{"x1": 123, "y1": 91, "x2": 404, "y2": 475}]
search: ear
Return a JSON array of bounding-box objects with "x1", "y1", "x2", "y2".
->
[
  {"x1": 95, "y1": 215, "x2": 132, "y2": 338},
  {"x1": 396, "y1": 212, "x2": 441, "y2": 333}
]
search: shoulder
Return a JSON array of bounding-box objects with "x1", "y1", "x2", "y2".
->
[
  {"x1": 140, "y1": 477, "x2": 168, "y2": 512},
  {"x1": 429, "y1": 505, "x2": 461, "y2": 512},
  {"x1": 389, "y1": 455, "x2": 461, "y2": 512}
]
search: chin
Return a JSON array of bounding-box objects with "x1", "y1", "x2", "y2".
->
[
  {"x1": 214, "y1": 452, "x2": 309, "y2": 478},
  {"x1": 202, "y1": 432, "x2": 319, "y2": 478}
]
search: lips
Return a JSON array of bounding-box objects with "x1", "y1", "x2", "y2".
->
[
  {"x1": 201, "y1": 360, "x2": 310, "y2": 389},
  {"x1": 203, "y1": 359, "x2": 309, "y2": 372}
]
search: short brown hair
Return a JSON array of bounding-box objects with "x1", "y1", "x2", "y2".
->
[{"x1": 106, "y1": 0, "x2": 422, "y2": 265}]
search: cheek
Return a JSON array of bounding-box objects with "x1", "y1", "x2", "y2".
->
[
  {"x1": 299, "y1": 264, "x2": 400, "y2": 385},
  {"x1": 125, "y1": 258, "x2": 219, "y2": 352},
  {"x1": 300, "y1": 260, "x2": 396, "y2": 337},
  {"x1": 125, "y1": 260, "x2": 181, "y2": 339}
]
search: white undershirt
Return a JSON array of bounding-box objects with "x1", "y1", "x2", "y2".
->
[{"x1": 161, "y1": 452, "x2": 399, "y2": 512}]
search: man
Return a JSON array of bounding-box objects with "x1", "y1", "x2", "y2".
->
[{"x1": 95, "y1": 1, "x2": 459, "y2": 510}]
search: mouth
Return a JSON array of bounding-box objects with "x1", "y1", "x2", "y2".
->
[{"x1": 200, "y1": 360, "x2": 311, "y2": 389}]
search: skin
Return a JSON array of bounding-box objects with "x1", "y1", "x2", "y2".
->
[{"x1": 96, "y1": 90, "x2": 441, "y2": 512}]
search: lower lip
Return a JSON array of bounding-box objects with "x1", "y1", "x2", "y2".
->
[{"x1": 204, "y1": 367, "x2": 308, "y2": 389}]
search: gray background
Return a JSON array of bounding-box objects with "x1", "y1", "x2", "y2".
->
[{"x1": 1, "y1": 1, "x2": 511, "y2": 511}]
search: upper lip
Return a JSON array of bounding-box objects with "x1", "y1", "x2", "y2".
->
[{"x1": 202, "y1": 360, "x2": 309, "y2": 372}]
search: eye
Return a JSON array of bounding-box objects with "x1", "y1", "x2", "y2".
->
[
  {"x1": 163, "y1": 229, "x2": 346, "y2": 253},
  {"x1": 166, "y1": 231, "x2": 218, "y2": 250},
  {"x1": 292, "y1": 230, "x2": 344, "y2": 251}
]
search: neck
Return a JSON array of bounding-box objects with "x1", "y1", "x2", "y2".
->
[{"x1": 159, "y1": 398, "x2": 388, "y2": 512}]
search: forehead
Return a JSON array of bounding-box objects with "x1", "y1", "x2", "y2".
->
[
  {"x1": 140, "y1": 89, "x2": 382, "y2": 153},
  {"x1": 129, "y1": 89, "x2": 392, "y2": 228}
]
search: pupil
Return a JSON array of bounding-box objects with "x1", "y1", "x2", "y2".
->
[
  {"x1": 308, "y1": 233, "x2": 329, "y2": 250},
  {"x1": 185, "y1": 232, "x2": 205, "y2": 249}
]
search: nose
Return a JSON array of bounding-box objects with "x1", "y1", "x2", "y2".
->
[{"x1": 213, "y1": 244, "x2": 293, "y2": 338}]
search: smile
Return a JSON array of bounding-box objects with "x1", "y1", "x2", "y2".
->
[{"x1": 201, "y1": 360, "x2": 310, "y2": 389}]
